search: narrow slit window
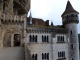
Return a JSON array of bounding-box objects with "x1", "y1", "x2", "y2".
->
[{"x1": 70, "y1": 30, "x2": 72, "y2": 34}]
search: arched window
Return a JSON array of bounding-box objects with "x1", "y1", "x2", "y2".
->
[
  {"x1": 45, "y1": 53, "x2": 46, "y2": 59},
  {"x1": 64, "y1": 51, "x2": 65, "y2": 57},
  {"x1": 72, "y1": 58, "x2": 74, "y2": 60},
  {"x1": 35, "y1": 54, "x2": 37, "y2": 60},
  {"x1": 58, "y1": 52, "x2": 60, "y2": 57},
  {"x1": 59, "y1": 36, "x2": 61, "y2": 42},
  {"x1": 14, "y1": 34, "x2": 20, "y2": 46},
  {"x1": 57, "y1": 36, "x2": 59, "y2": 42},
  {"x1": 42, "y1": 35, "x2": 43, "y2": 42},
  {"x1": 29, "y1": 35, "x2": 31, "y2": 42},
  {"x1": 44, "y1": 36, "x2": 46, "y2": 42},
  {"x1": 33, "y1": 35, "x2": 34, "y2": 42},
  {"x1": 58, "y1": 51, "x2": 65, "y2": 58},
  {"x1": 32, "y1": 54, "x2": 37, "y2": 60},
  {"x1": 71, "y1": 14, "x2": 74, "y2": 17},
  {"x1": 32, "y1": 54, "x2": 34, "y2": 60},
  {"x1": 47, "y1": 53, "x2": 49, "y2": 60},
  {"x1": 42, "y1": 53, "x2": 44, "y2": 60},
  {"x1": 61, "y1": 36, "x2": 63, "y2": 42},
  {"x1": 59, "y1": 36, "x2": 60, "y2": 42},
  {"x1": 60, "y1": 52, "x2": 61, "y2": 57},
  {"x1": 35, "y1": 35, "x2": 37, "y2": 42},
  {"x1": 42, "y1": 53, "x2": 49, "y2": 60},
  {"x1": 62, "y1": 36, "x2": 64, "y2": 42},
  {"x1": 47, "y1": 36, "x2": 49, "y2": 42},
  {"x1": 70, "y1": 30, "x2": 72, "y2": 34},
  {"x1": 62, "y1": 51, "x2": 64, "y2": 57}
]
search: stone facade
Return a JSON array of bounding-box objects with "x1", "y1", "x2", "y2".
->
[{"x1": 0, "y1": 0, "x2": 79, "y2": 60}]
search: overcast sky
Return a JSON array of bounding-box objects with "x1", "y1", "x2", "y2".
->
[{"x1": 28, "y1": 0, "x2": 80, "y2": 33}]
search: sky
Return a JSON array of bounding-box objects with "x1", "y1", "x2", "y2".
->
[{"x1": 28, "y1": 0, "x2": 80, "y2": 33}]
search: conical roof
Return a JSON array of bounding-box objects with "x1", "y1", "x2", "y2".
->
[{"x1": 61, "y1": 1, "x2": 79, "y2": 17}]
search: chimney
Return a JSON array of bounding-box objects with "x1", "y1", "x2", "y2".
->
[
  {"x1": 51, "y1": 22, "x2": 53, "y2": 26},
  {"x1": 45, "y1": 20, "x2": 49, "y2": 26}
]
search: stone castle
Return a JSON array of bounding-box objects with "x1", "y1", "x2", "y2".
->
[{"x1": 0, "y1": 0, "x2": 79, "y2": 60}]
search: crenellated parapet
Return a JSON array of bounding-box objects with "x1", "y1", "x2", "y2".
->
[{"x1": 0, "y1": 14, "x2": 26, "y2": 25}]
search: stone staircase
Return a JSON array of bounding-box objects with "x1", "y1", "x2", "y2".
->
[{"x1": 0, "y1": 47, "x2": 24, "y2": 60}]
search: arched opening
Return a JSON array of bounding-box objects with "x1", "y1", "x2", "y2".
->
[
  {"x1": 45, "y1": 53, "x2": 46, "y2": 59},
  {"x1": 70, "y1": 30, "x2": 72, "y2": 34},
  {"x1": 71, "y1": 14, "x2": 74, "y2": 17},
  {"x1": 35, "y1": 35, "x2": 37, "y2": 42},
  {"x1": 61, "y1": 36, "x2": 63, "y2": 42},
  {"x1": 72, "y1": 58, "x2": 74, "y2": 60},
  {"x1": 14, "y1": 34, "x2": 21, "y2": 46},
  {"x1": 47, "y1": 36, "x2": 49, "y2": 42},
  {"x1": 42, "y1": 35, "x2": 43, "y2": 42},
  {"x1": 76, "y1": 15, "x2": 78, "y2": 17},
  {"x1": 29, "y1": 35, "x2": 31, "y2": 42}
]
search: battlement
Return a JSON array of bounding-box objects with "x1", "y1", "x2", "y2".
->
[{"x1": 0, "y1": 14, "x2": 26, "y2": 25}]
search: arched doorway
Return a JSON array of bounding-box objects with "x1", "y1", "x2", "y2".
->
[
  {"x1": 3, "y1": 32, "x2": 11, "y2": 47},
  {"x1": 14, "y1": 34, "x2": 21, "y2": 46},
  {"x1": 3, "y1": 27, "x2": 22, "y2": 47}
]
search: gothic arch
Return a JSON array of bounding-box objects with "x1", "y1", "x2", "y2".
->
[{"x1": 3, "y1": 26, "x2": 23, "y2": 47}]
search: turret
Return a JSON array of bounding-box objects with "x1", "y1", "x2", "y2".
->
[
  {"x1": 61, "y1": 1, "x2": 79, "y2": 60},
  {"x1": 61, "y1": 0, "x2": 79, "y2": 25}
]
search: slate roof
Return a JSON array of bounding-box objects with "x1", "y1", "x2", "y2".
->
[
  {"x1": 27, "y1": 17, "x2": 46, "y2": 26},
  {"x1": 61, "y1": 1, "x2": 79, "y2": 17}
]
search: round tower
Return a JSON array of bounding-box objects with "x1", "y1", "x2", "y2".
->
[{"x1": 61, "y1": 1, "x2": 79, "y2": 60}]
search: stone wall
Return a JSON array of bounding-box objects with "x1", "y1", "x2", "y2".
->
[
  {"x1": 52, "y1": 34, "x2": 69, "y2": 60},
  {"x1": 25, "y1": 33, "x2": 52, "y2": 60},
  {"x1": 65, "y1": 23, "x2": 79, "y2": 60}
]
